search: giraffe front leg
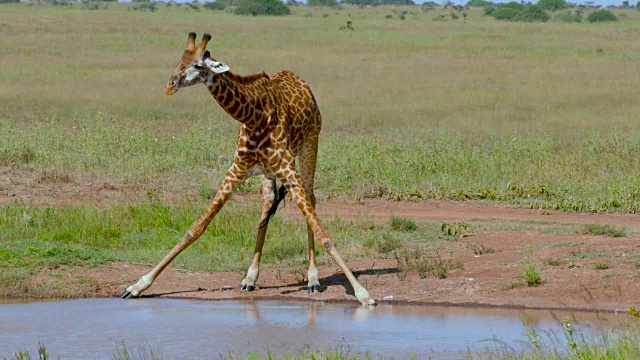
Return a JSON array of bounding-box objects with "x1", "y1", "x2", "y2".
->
[
  {"x1": 121, "y1": 165, "x2": 247, "y2": 299},
  {"x1": 276, "y1": 169, "x2": 375, "y2": 306}
]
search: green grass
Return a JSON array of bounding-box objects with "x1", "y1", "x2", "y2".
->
[
  {"x1": 0, "y1": 200, "x2": 446, "y2": 296},
  {"x1": 1, "y1": 5, "x2": 640, "y2": 211},
  {"x1": 579, "y1": 224, "x2": 627, "y2": 237}
]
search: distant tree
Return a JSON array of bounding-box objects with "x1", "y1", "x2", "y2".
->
[
  {"x1": 380, "y1": 0, "x2": 414, "y2": 5},
  {"x1": 516, "y1": 4, "x2": 549, "y2": 20},
  {"x1": 342, "y1": 0, "x2": 380, "y2": 6},
  {"x1": 467, "y1": 0, "x2": 491, "y2": 6},
  {"x1": 537, "y1": 0, "x2": 569, "y2": 10},
  {"x1": 491, "y1": 6, "x2": 521, "y2": 19},
  {"x1": 204, "y1": 1, "x2": 226, "y2": 10},
  {"x1": 0, "y1": 0, "x2": 20, "y2": 3},
  {"x1": 622, "y1": 0, "x2": 629, "y2": 7},
  {"x1": 234, "y1": 0, "x2": 289, "y2": 15},
  {"x1": 586, "y1": 9, "x2": 618, "y2": 22},
  {"x1": 501, "y1": 1, "x2": 525, "y2": 10},
  {"x1": 307, "y1": 0, "x2": 338, "y2": 6}
]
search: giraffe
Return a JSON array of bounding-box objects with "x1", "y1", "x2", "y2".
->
[{"x1": 120, "y1": 32, "x2": 376, "y2": 306}]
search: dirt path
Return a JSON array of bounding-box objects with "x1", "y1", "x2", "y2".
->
[{"x1": 60, "y1": 199, "x2": 640, "y2": 312}]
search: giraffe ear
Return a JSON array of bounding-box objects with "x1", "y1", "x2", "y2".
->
[
  {"x1": 203, "y1": 50, "x2": 211, "y2": 59},
  {"x1": 204, "y1": 58, "x2": 230, "y2": 74}
]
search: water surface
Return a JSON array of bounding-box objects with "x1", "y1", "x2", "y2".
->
[{"x1": 0, "y1": 298, "x2": 626, "y2": 359}]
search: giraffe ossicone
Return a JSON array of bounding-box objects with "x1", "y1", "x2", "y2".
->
[{"x1": 121, "y1": 32, "x2": 375, "y2": 306}]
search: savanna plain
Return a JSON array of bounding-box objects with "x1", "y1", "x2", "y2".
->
[{"x1": 2, "y1": 2, "x2": 640, "y2": 359}]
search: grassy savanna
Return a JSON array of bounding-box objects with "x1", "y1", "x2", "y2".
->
[
  {"x1": 2, "y1": 4, "x2": 640, "y2": 297},
  {"x1": 1, "y1": 4, "x2": 640, "y2": 209}
]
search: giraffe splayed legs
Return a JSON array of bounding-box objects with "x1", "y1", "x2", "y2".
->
[{"x1": 121, "y1": 32, "x2": 375, "y2": 305}]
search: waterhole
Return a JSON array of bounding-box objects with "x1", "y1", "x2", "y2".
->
[{"x1": 0, "y1": 298, "x2": 624, "y2": 359}]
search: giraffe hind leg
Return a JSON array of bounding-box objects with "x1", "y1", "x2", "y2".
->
[{"x1": 240, "y1": 180, "x2": 287, "y2": 291}]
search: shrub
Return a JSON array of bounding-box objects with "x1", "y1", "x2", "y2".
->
[
  {"x1": 483, "y1": 6, "x2": 495, "y2": 15},
  {"x1": 390, "y1": 217, "x2": 417, "y2": 232},
  {"x1": 204, "y1": 1, "x2": 226, "y2": 10},
  {"x1": 500, "y1": 1, "x2": 525, "y2": 10},
  {"x1": 537, "y1": 0, "x2": 569, "y2": 10},
  {"x1": 234, "y1": 0, "x2": 290, "y2": 15},
  {"x1": 440, "y1": 222, "x2": 469, "y2": 239},
  {"x1": 586, "y1": 9, "x2": 618, "y2": 22},
  {"x1": 523, "y1": 256, "x2": 542, "y2": 286},
  {"x1": 466, "y1": 0, "x2": 491, "y2": 6},
  {"x1": 516, "y1": 5, "x2": 549, "y2": 22},
  {"x1": 492, "y1": 7, "x2": 521, "y2": 20}
]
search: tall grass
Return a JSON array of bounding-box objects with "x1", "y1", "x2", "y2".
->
[{"x1": 1, "y1": 5, "x2": 640, "y2": 211}]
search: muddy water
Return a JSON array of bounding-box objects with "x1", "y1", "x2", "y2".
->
[{"x1": 0, "y1": 298, "x2": 627, "y2": 359}]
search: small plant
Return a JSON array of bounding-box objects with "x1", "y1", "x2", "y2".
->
[
  {"x1": 468, "y1": 242, "x2": 496, "y2": 255},
  {"x1": 390, "y1": 217, "x2": 417, "y2": 232},
  {"x1": 440, "y1": 222, "x2": 469, "y2": 239},
  {"x1": 523, "y1": 256, "x2": 543, "y2": 286},
  {"x1": 394, "y1": 250, "x2": 463, "y2": 280},
  {"x1": 375, "y1": 232, "x2": 402, "y2": 254},
  {"x1": 579, "y1": 223, "x2": 626, "y2": 237},
  {"x1": 504, "y1": 281, "x2": 525, "y2": 290},
  {"x1": 568, "y1": 260, "x2": 582, "y2": 269},
  {"x1": 545, "y1": 258, "x2": 563, "y2": 266},
  {"x1": 594, "y1": 262, "x2": 610, "y2": 270},
  {"x1": 629, "y1": 306, "x2": 640, "y2": 319}
]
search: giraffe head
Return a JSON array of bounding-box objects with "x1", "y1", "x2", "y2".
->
[{"x1": 165, "y1": 32, "x2": 230, "y2": 95}]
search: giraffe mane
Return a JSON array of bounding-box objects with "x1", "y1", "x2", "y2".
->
[{"x1": 223, "y1": 71, "x2": 270, "y2": 85}]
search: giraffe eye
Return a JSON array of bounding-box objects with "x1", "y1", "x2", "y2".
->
[{"x1": 194, "y1": 64, "x2": 202, "y2": 70}]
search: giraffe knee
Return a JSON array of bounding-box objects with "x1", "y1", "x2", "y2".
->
[{"x1": 320, "y1": 238, "x2": 334, "y2": 251}]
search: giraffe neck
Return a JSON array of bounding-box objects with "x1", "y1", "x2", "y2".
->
[{"x1": 206, "y1": 71, "x2": 270, "y2": 129}]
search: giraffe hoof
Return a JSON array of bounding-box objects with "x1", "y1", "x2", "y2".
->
[
  {"x1": 120, "y1": 289, "x2": 132, "y2": 299},
  {"x1": 308, "y1": 284, "x2": 322, "y2": 294},
  {"x1": 241, "y1": 284, "x2": 255, "y2": 291}
]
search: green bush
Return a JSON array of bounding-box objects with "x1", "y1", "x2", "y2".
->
[
  {"x1": 516, "y1": 5, "x2": 549, "y2": 22},
  {"x1": 492, "y1": 7, "x2": 521, "y2": 20},
  {"x1": 466, "y1": 0, "x2": 491, "y2": 6},
  {"x1": 586, "y1": 9, "x2": 618, "y2": 22},
  {"x1": 204, "y1": 1, "x2": 226, "y2": 10},
  {"x1": 234, "y1": 0, "x2": 290, "y2": 15},
  {"x1": 483, "y1": 5, "x2": 495, "y2": 15},
  {"x1": 389, "y1": 217, "x2": 417, "y2": 232},
  {"x1": 500, "y1": 1, "x2": 525, "y2": 10},
  {"x1": 537, "y1": 0, "x2": 569, "y2": 10}
]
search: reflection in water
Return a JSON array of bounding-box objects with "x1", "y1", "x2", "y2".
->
[{"x1": 0, "y1": 299, "x2": 628, "y2": 359}]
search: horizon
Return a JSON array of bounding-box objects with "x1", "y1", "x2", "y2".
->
[{"x1": 131, "y1": 0, "x2": 636, "y2": 8}]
